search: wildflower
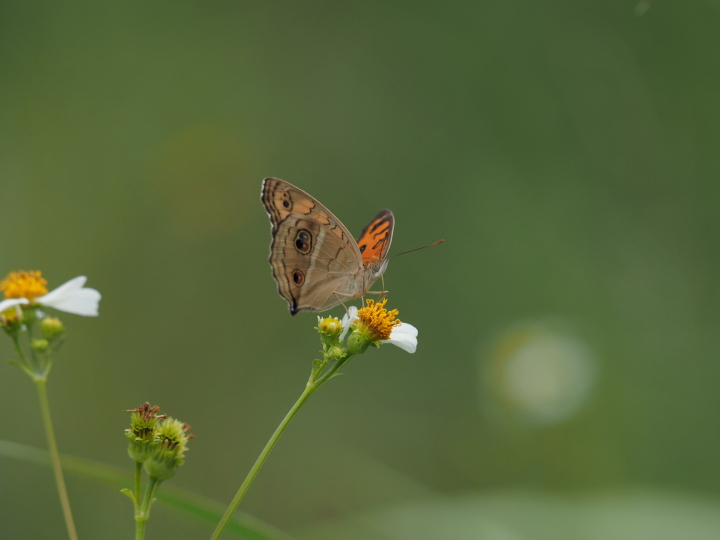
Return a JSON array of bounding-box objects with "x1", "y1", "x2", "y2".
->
[
  {"x1": 125, "y1": 403, "x2": 167, "y2": 464},
  {"x1": 0, "y1": 271, "x2": 100, "y2": 317},
  {"x1": 144, "y1": 418, "x2": 193, "y2": 482},
  {"x1": 342, "y1": 299, "x2": 418, "y2": 354}
]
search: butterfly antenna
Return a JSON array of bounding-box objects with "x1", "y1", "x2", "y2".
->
[{"x1": 391, "y1": 239, "x2": 444, "y2": 258}]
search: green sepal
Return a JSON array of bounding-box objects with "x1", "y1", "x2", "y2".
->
[
  {"x1": 126, "y1": 440, "x2": 155, "y2": 464},
  {"x1": 346, "y1": 331, "x2": 372, "y2": 355}
]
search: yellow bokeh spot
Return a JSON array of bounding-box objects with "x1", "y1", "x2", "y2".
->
[
  {"x1": 0, "y1": 270, "x2": 48, "y2": 300},
  {"x1": 357, "y1": 298, "x2": 401, "y2": 341}
]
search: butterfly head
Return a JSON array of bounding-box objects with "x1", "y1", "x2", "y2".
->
[{"x1": 368, "y1": 258, "x2": 389, "y2": 279}]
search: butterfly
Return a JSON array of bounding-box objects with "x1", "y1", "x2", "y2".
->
[{"x1": 261, "y1": 177, "x2": 394, "y2": 315}]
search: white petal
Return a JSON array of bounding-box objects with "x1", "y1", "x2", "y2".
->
[
  {"x1": 342, "y1": 306, "x2": 358, "y2": 326},
  {"x1": 37, "y1": 276, "x2": 87, "y2": 303},
  {"x1": 0, "y1": 298, "x2": 29, "y2": 312},
  {"x1": 384, "y1": 322, "x2": 418, "y2": 353},
  {"x1": 340, "y1": 306, "x2": 358, "y2": 341},
  {"x1": 37, "y1": 276, "x2": 101, "y2": 316},
  {"x1": 44, "y1": 288, "x2": 102, "y2": 316},
  {"x1": 385, "y1": 334, "x2": 418, "y2": 354},
  {"x1": 392, "y1": 322, "x2": 418, "y2": 338}
]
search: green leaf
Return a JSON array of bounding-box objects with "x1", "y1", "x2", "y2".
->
[{"x1": 119, "y1": 488, "x2": 136, "y2": 502}]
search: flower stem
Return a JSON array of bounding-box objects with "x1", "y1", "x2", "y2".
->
[
  {"x1": 315, "y1": 353, "x2": 354, "y2": 386},
  {"x1": 210, "y1": 351, "x2": 356, "y2": 539},
  {"x1": 136, "y1": 477, "x2": 160, "y2": 540},
  {"x1": 11, "y1": 333, "x2": 35, "y2": 376},
  {"x1": 134, "y1": 461, "x2": 143, "y2": 513},
  {"x1": 34, "y1": 377, "x2": 79, "y2": 540},
  {"x1": 135, "y1": 510, "x2": 145, "y2": 540},
  {"x1": 210, "y1": 381, "x2": 318, "y2": 540}
]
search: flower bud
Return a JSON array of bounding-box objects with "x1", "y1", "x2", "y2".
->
[
  {"x1": 144, "y1": 418, "x2": 192, "y2": 482},
  {"x1": 318, "y1": 316, "x2": 342, "y2": 336},
  {"x1": 317, "y1": 316, "x2": 347, "y2": 359},
  {"x1": 30, "y1": 338, "x2": 49, "y2": 352},
  {"x1": 125, "y1": 403, "x2": 166, "y2": 464},
  {"x1": 328, "y1": 345, "x2": 346, "y2": 360},
  {"x1": 41, "y1": 317, "x2": 65, "y2": 340}
]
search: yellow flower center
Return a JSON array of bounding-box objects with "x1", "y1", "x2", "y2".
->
[
  {"x1": 356, "y1": 298, "x2": 401, "y2": 341},
  {"x1": 0, "y1": 270, "x2": 48, "y2": 300}
]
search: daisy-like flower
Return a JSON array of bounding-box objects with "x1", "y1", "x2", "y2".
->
[
  {"x1": 0, "y1": 271, "x2": 101, "y2": 317},
  {"x1": 341, "y1": 299, "x2": 418, "y2": 354}
]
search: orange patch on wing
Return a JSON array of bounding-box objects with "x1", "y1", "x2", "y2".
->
[{"x1": 358, "y1": 216, "x2": 392, "y2": 264}]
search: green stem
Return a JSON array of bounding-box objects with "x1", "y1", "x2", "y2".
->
[
  {"x1": 135, "y1": 511, "x2": 145, "y2": 540},
  {"x1": 11, "y1": 333, "x2": 34, "y2": 375},
  {"x1": 210, "y1": 380, "x2": 318, "y2": 540},
  {"x1": 134, "y1": 461, "x2": 143, "y2": 513},
  {"x1": 210, "y1": 351, "x2": 356, "y2": 539},
  {"x1": 136, "y1": 477, "x2": 161, "y2": 540},
  {"x1": 315, "y1": 353, "x2": 355, "y2": 386},
  {"x1": 35, "y1": 377, "x2": 79, "y2": 540}
]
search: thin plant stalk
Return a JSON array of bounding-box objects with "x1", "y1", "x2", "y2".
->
[
  {"x1": 210, "y1": 354, "x2": 353, "y2": 540},
  {"x1": 134, "y1": 461, "x2": 143, "y2": 514},
  {"x1": 35, "y1": 377, "x2": 79, "y2": 540},
  {"x1": 132, "y1": 460, "x2": 144, "y2": 540},
  {"x1": 135, "y1": 477, "x2": 160, "y2": 540}
]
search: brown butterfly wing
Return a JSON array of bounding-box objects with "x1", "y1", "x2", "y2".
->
[
  {"x1": 356, "y1": 209, "x2": 394, "y2": 267},
  {"x1": 261, "y1": 178, "x2": 365, "y2": 314}
]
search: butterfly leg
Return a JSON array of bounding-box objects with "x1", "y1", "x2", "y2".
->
[
  {"x1": 366, "y1": 275, "x2": 389, "y2": 297},
  {"x1": 331, "y1": 291, "x2": 355, "y2": 314}
]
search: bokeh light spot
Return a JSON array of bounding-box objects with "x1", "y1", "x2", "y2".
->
[{"x1": 480, "y1": 322, "x2": 597, "y2": 426}]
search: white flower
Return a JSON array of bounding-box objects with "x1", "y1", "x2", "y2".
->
[
  {"x1": 341, "y1": 304, "x2": 419, "y2": 354},
  {"x1": 36, "y1": 276, "x2": 101, "y2": 316},
  {"x1": 0, "y1": 274, "x2": 101, "y2": 317}
]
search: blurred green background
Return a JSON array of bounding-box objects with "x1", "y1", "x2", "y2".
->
[{"x1": 2, "y1": 1, "x2": 720, "y2": 538}]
